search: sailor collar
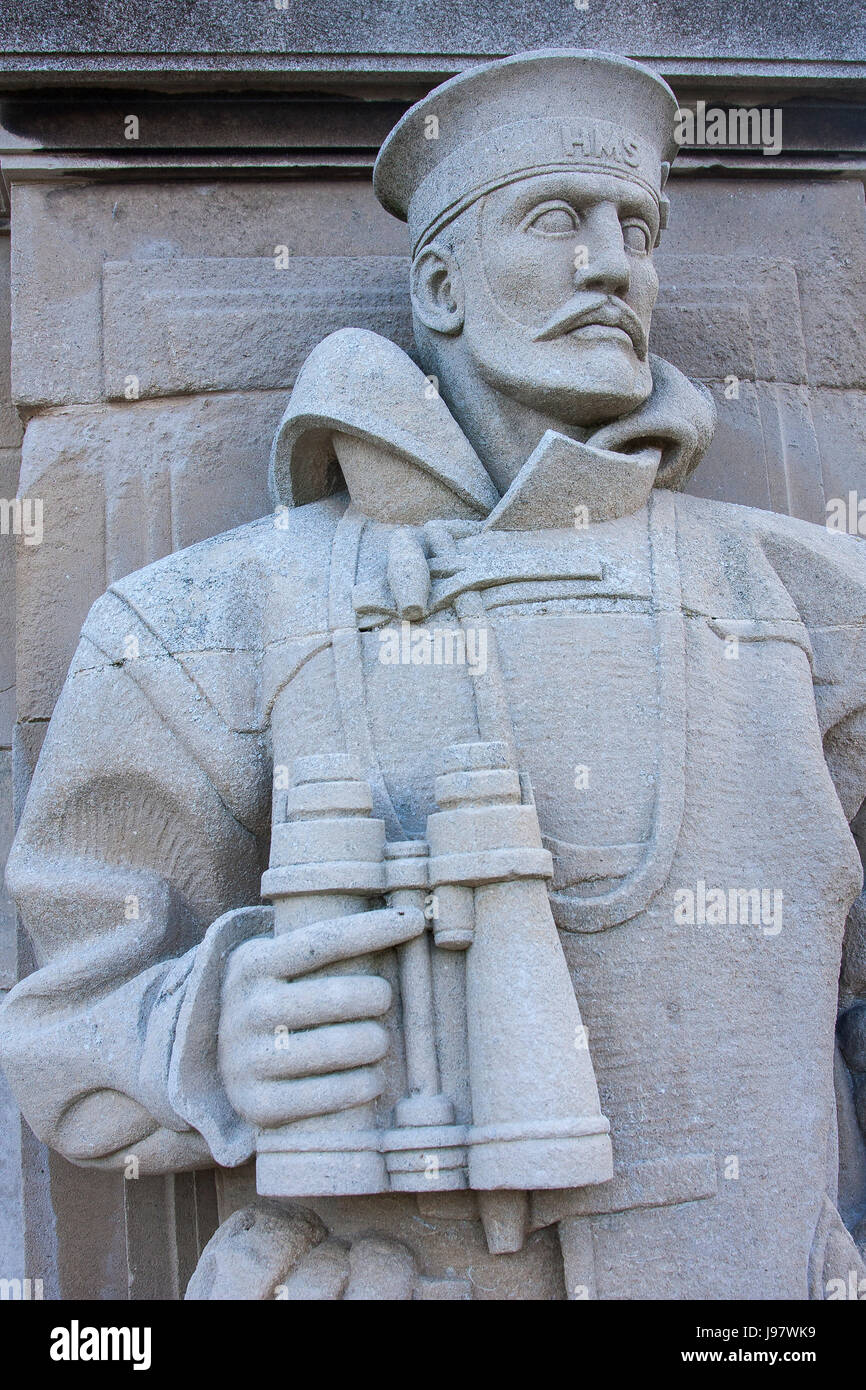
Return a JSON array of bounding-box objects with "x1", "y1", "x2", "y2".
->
[{"x1": 270, "y1": 327, "x2": 715, "y2": 531}]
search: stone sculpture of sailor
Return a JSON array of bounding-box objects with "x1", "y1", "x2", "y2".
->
[{"x1": 3, "y1": 50, "x2": 866, "y2": 1299}]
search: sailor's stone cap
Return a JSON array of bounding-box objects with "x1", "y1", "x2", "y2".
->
[{"x1": 374, "y1": 49, "x2": 680, "y2": 255}]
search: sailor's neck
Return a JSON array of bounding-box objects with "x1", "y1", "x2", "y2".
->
[{"x1": 435, "y1": 373, "x2": 591, "y2": 496}]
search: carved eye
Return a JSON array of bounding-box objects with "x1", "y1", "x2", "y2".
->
[
  {"x1": 525, "y1": 203, "x2": 579, "y2": 236},
  {"x1": 622, "y1": 219, "x2": 651, "y2": 254}
]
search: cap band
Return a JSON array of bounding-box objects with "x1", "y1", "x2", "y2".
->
[{"x1": 409, "y1": 117, "x2": 664, "y2": 255}]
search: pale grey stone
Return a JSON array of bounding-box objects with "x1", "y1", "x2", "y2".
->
[
  {"x1": 650, "y1": 253, "x2": 827, "y2": 523},
  {"x1": 10, "y1": 179, "x2": 409, "y2": 408},
  {"x1": 652, "y1": 255, "x2": 808, "y2": 385},
  {"x1": 0, "y1": 1, "x2": 861, "y2": 72},
  {"x1": 0, "y1": 238, "x2": 21, "y2": 452},
  {"x1": 102, "y1": 256, "x2": 413, "y2": 399},
  {"x1": 811, "y1": 387, "x2": 866, "y2": 508},
  {"x1": 687, "y1": 380, "x2": 826, "y2": 523},
  {"x1": 14, "y1": 392, "x2": 280, "y2": 720},
  {"x1": 0, "y1": 447, "x2": 17, "y2": 747},
  {"x1": 658, "y1": 179, "x2": 866, "y2": 392},
  {"x1": 0, "y1": 755, "x2": 13, "y2": 990},
  {"x1": 2, "y1": 46, "x2": 866, "y2": 1303},
  {"x1": 0, "y1": 1061, "x2": 23, "y2": 1281}
]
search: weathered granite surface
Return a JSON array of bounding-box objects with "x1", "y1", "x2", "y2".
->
[
  {"x1": 0, "y1": 0, "x2": 863, "y2": 75},
  {"x1": 1, "y1": 43, "x2": 865, "y2": 1300}
]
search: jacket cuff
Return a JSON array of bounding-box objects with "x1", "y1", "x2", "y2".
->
[{"x1": 168, "y1": 905, "x2": 272, "y2": 1166}]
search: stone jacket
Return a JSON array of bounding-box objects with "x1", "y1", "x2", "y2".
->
[{"x1": 3, "y1": 332, "x2": 866, "y2": 1296}]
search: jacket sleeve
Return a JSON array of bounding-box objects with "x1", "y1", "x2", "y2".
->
[
  {"x1": 755, "y1": 519, "x2": 866, "y2": 822},
  {"x1": 0, "y1": 587, "x2": 270, "y2": 1173},
  {"x1": 757, "y1": 519, "x2": 866, "y2": 1190}
]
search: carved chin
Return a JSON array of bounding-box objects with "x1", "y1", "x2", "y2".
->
[
  {"x1": 559, "y1": 349, "x2": 654, "y2": 423},
  {"x1": 476, "y1": 340, "x2": 653, "y2": 424}
]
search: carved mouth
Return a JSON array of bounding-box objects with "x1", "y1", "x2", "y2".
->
[
  {"x1": 533, "y1": 298, "x2": 648, "y2": 358},
  {"x1": 568, "y1": 322, "x2": 633, "y2": 345}
]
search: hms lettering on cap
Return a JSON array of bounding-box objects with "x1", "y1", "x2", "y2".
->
[{"x1": 562, "y1": 121, "x2": 642, "y2": 170}]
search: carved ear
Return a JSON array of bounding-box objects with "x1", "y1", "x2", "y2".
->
[{"x1": 410, "y1": 242, "x2": 464, "y2": 335}]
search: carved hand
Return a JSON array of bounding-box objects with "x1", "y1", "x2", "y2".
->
[
  {"x1": 186, "y1": 1200, "x2": 424, "y2": 1300},
  {"x1": 217, "y1": 906, "x2": 421, "y2": 1128}
]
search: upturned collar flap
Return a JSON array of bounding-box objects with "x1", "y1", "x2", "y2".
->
[{"x1": 270, "y1": 327, "x2": 716, "y2": 527}]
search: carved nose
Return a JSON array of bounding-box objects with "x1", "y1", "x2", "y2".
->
[{"x1": 573, "y1": 203, "x2": 630, "y2": 297}]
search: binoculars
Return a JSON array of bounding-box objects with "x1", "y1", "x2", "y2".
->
[{"x1": 255, "y1": 742, "x2": 612, "y2": 1234}]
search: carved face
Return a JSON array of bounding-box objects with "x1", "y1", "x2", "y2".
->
[{"x1": 454, "y1": 171, "x2": 660, "y2": 425}]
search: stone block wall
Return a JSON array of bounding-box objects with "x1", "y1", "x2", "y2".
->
[{"x1": 0, "y1": 6, "x2": 863, "y2": 1297}]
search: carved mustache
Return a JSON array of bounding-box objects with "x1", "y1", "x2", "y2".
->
[{"x1": 532, "y1": 294, "x2": 648, "y2": 359}]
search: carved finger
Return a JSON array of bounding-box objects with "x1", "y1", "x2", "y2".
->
[
  {"x1": 253, "y1": 1064, "x2": 385, "y2": 1124},
  {"x1": 277, "y1": 1238, "x2": 350, "y2": 1300},
  {"x1": 253, "y1": 1019, "x2": 389, "y2": 1080},
  {"x1": 252, "y1": 974, "x2": 393, "y2": 1031},
  {"x1": 344, "y1": 1236, "x2": 417, "y2": 1301},
  {"x1": 222, "y1": 935, "x2": 274, "y2": 991},
  {"x1": 268, "y1": 906, "x2": 425, "y2": 979}
]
